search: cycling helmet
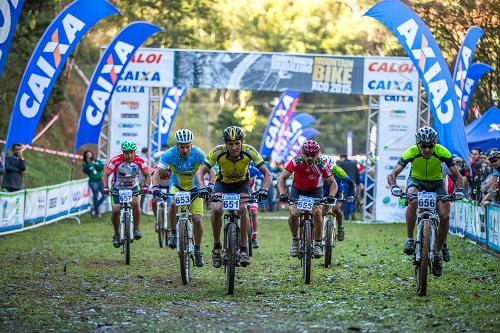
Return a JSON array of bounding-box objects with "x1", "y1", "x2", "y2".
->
[
  {"x1": 121, "y1": 140, "x2": 137, "y2": 152},
  {"x1": 321, "y1": 154, "x2": 334, "y2": 166},
  {"x1": 223, "y1": 126, "x2": 245, "y2": 141},
  {"x1": 415, "y1": 126, "x2": 438, "y2": 144},
  {"x1": 175, "y1": 129, "x2": 193, "y2": 144},
  {"x1": 302, "y1": 140, "x2": 320, "y2": 156},
  {"x1": 488, "y1": 149, "x2": 500, "y2": 161}
]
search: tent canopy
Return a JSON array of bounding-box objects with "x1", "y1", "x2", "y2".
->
[{"x1": 466, "y1": 106, "x2": 500, "y2": 152}]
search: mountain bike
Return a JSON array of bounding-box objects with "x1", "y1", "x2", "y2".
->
[
  {"x1": 322, "y1": 196, "x2": 351, "y2": 268},
  {"x1": 290, "y1": 195, "x2": 325, "y2": 284},
  {"x1": 246, "y1": 194, "x2": 259, "y2": 257},
  {"x1": 396, "y1": 191, "x2": 454, "y2": 296},
  {"x1": 155, "y1": 188, "x2": 170, "y2": 248},
  {"x1": 210, "y1": 192, "x2": 255, "y2": 295},
  {"x1": 117, "y1": 189, "x2": 134, "y2": 265},
  {"x1": 159, "y1": 190, "x2": 198, "y2": 285}
]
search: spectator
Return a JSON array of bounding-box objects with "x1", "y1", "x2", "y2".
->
[
  {"x1": 470, "y1": 147, "x2": 482, "y2": 200},
  {"x1": 2, "y1": 144, "x2": 26, "y2": 192},
  {"x1": 337, "y1": 153, "x2": 360, "y2": 219},
  {"x1": 82, "y1": 150, "x2": 105, "y2": 217},
  {"x1": 141, "y1": 147, "x2": 150, "y2": 166},
  {"x1": 0, "y1": 157, "x2": 4, "y2": 185}
]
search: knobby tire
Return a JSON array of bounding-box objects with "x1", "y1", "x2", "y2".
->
[
  {"x1": 417, "y1": 219, "x2": 430, "y2": 296},
  {"x1": 226, "y1": 223, "x2": 238, "y2": 295},
  {"x1": 324, "y1": 220, "x2": 334, "y2": 268},
  {"x1": 124, "y1": 211, "x2": 131, "y2": 265},
  {"x1": 178, "y1": 220, "x2": 191, "y2": 285},
  {"x1": 157, "y1": 206, "x2": 165, "y2": 248},
  {"x1": 302, "y1": 220, "x2": 312, "y2": 284}
]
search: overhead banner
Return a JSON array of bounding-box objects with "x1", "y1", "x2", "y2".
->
[
  {"x1": 109, "y1": 84, "x2": 150, "y2": 157},
  {"x1": 119, "y1": 48, "x2": 174, "y2": 87},
  {"x1": 174, "y1": 51, "x2": 364, "y2": 94},
  {"x1": 0, "y1": 0, "x2": 25, "y2": 76},
  {"x1": 362, "y1": 57, "x2": 419, "y2": 96},
  {"x1": 74, "y1": 21, "x2": 161, "y2": 151},
  {"x1": 0, "y1": 190, "x2": 24, "y2": 233},
  {"x1": 365, "y1": 0, "x2": 470, "y2": 163},
  {"x1": 375, "y1": 95, "x2": 418, "y2": 222},
  {"x1": 152, "y1": 86, "x2": 187, "y2": 152},
  {"x1": 452, "y1": 26, "x2": 483, "y2": 119},
  {"x1": 4, "y1": 0, "x2": 119, "y2": 150},
  {"x1": 259, "y1": 91, "x2": 300, "y2": 160},
  {"x1": 461, "y1": 62, "x2": 493, "y2": 120}
]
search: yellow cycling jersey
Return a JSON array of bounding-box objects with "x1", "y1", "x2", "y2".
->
[{"x1": 204, "y1": 144, "x2": 264, "y2": 183}]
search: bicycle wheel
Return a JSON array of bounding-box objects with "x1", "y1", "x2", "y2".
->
[
  {"x1": 178, "y1": 219, "x2": 191, "y2": 285},
  {"x1": 226, "y1": 223, "x2": 238, "y2": 295},
  {"x1": 157, "y1": 205, "x2": 165, "y2": 248},
  {"x1": 324, "y1": 220, "x2": 334, "y2": 268},
  {"x1": 302, "y1": 220, "x2": 312, "y2": 284},
  {"x1": 123, "y1": 211, "x2": 131, "y2": 265},
  {"x1": 247, "y1": 224, "x2": 253, "y2": 257},
  {"x1": 416, "y1": 219, "x2": 430, "y2": 296}
]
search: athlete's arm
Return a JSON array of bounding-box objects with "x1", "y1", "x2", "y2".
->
[
  {"x1": 102, "y1": 169, "x2": 112, "y2": 189},
  {"x1": 196, "y1": 164, "x2": 210, "y2": 188},
  {"x1": 141, "y1": 169, "x2": 152, "y2": 187},
  {"x1": 448, "y1": 165, "x2": 465, "y2": 189},
  {"x1": 258, "y1": 164, "x2": 272, "y2": 191},
  {"x1": 387, "y1": 164, "x2": 405, "y2": 187},
  {"x1": 152, "y1": 167, "x2": 170, "y2": 187},
  {"x1": 325, "y1": 175, "x2": 338, "y2": 197},
  {"x1": 208, "y1": 167, "x2": 216, "y2": 184},
  {"x1": 277, "y1": 169, "x2": 292, "y2": 195}
]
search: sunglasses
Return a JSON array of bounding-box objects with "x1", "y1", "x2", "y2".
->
[
  {"x1": 419, "y1": 144, "x2": 435, "y2": 149},
  {"x1": 304, "y1": 153, "x2": 317, "y2": 157},
  {"x1": 491, "y1": 159, "x2": 498, "y2": 164}
]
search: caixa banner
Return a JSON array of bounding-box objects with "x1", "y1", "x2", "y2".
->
[
  {"x1": 0, "y1": 0, "x2": 25, "y2": 77},
  {"x1": 362, "y1": 57, "x2": 419, "y2": 96},
  {"x1": 118, "y1": 48, "x2": 174, "y2": 87},
  {"x1": 4, "y1": 0, "x2": 119, "y2": 151}
]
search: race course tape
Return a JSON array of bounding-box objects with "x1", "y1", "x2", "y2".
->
[{"x1": 0, "y1": 140, "x2": 83, "y2": 159}]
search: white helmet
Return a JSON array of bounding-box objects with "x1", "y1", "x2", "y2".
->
[
  {"x1": 175, "y1": 129, "x2": 193, "y2": 144},
  {"x1": 321, "y1": 154, "x2": 334, "y2": 166}
]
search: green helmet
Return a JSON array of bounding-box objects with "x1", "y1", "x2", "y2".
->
[
  {"x1": 223, "y1": 126, "x2": 245, "y2": 141},
  {"x1": 121, "y1": 140, "x2": 137, "y2": 152}
]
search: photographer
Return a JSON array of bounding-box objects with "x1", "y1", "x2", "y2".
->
[{"x1": 82, "y1": 150, "x2": 105, "y2": 217}]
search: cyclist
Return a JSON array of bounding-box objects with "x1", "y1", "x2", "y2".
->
[
  {"x1": 150, "y1": 164, "x2": 170, "y2": 229},
  {"x1": 387, "y1": 126, "x2": 465, "y2": 276},
  {"x1": 321, "y1": 155, "x2": 356, "y2": 241},
  {"x1": 277, "y1": 140, "x2": 338, "y2": 258},
  {"x1": 151, "y1": 129, "x2": 214, "y2": 267},
  {"x1": 196, "y1": 126, "x2": 272, "y2": 268},
  {"x1": 102, "y1": 141, "x2": 151, "y2": 248},
  {"x1": 248, "y1": 162, "x2": 264, "y2": 248}
]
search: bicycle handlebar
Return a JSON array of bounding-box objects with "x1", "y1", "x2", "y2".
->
[{"x1": 395, "y1": 192, "x2": 455, "y2": 202}]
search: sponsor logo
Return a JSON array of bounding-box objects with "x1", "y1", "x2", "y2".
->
[
  {"x1": 60, "y1": 195, "x2": 67, "y2": 205},
  {"x1": 120, "y1": 100, "x2": 139, "y2": 110},
  {"x1": 130, "y1": 52, "x2": 163, "y2": 64},
  {"x1": 85, "y1": 40, "x2": 135, "y2": 126},
  {"x1": 389, "y1": 109, "x2": 406, "y2": 117},
  {"x1": 389, "y1": 156, "x2": 400, "y2": 161},
  {"x1": 0, "y1": 1, "x2": 22, "y2": 60},
  {"x1": 271, "y1": 55, "x2": 313, "y2": 73},
  {"x1": 118, "y1": 123, "x2": 141, "y2": 128},
  {"x1": 396, "y1": 175, "x2": 406, "y2": 180},
  {"x1": 73, "y1": 191, "x2": 81, "y2": 201},
  {"x1": 367, "y1": 80, "x2": 413, "y2": 92},
  {"x1": 385, "y1": 165, "x2": 395, "y2": 170},
  {"x1": 121, "y1": 113, "x2": 139, "y2": 119},
  {"x1": 49, "y1": 197, "x2": 57, "y2": 208},
  {"x1": 122, "y1": 132, "x2": 138, "y2": 137},
  {"x1": 20, "y1": 13, "x2": 85, "y2": 118},
  {"x1": 368, "y1": 61, "x2": 415, "y2": 73},
  {"x1": 311, "y1": 57, "x2": 353, "y2": 94},
  {"x1": 83, "y1": 188, "x2": 90, "y2": 198},
  {"x1": 389, "y1": 124, "x2": 409, "y2": 132},
  {"x1": 384, "y1": 95, "x2": 414, "y2": 102},
  {"x1": 160, "y1": 87, "x2": 186, "y2": 134},
  {"x1": 116, "y1": 85, "x2": 145, "y2": 93},
  {"x1": 37, "y1": 197, "x2": 45, "y2": 210},
  {"x1": 489, "y1": 123, "x2": 500, "y2": 132},
  {"x1": 397, "y1": 19, "x2": 454, "y2": 124},
  {"x1": 383, "y1": 197, "x2": 391, "y2": 204},
  {"x1": 122, "y1": 70, "x2": 160, "y2": 82}
]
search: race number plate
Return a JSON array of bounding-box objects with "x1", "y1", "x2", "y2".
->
[
  {"x1": 297, "y1": 195, "x2": 314, "y2": 211},
  {"x1": 417, "y1": 192, "x2": 437, "y2": 209},
  {"x1": 118, "y1": 189, "x2": 133, "y2": 204},
  {"x1": 175, "y1": 191, "x2": 191, "y2": 206},
  {"x1": 222, "y1": 193, "x2": 240, "y2": 210}
]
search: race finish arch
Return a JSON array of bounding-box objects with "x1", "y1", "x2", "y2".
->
[{"x1": 101, "y1": 48, "x2": 429, "y2": 222}]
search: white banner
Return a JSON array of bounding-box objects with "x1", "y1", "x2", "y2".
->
[
  {"x1": 24, "y1": 186, "x2": 47, "y2": 226},
  {"x1": 375, "y1": 95, "x2": 418, "y2": 222},
  {"x1": 119, "y1": 48, "x2": 174, "y2": 87},
  {"x1": 45, "y1": 182, "x2": 71, "y2": 223},
  {"x1": 363, "y1": 57, "x2": 419, "y2": 96},
  {"x1": 109, "y1": 85, "x2": 150, "y2": 157},
  {"x1": 487, "y1": 204, "x2": 500, "y2": 251},
  {"x1": 69, "y1": 179, "x2": 91, "y2": 214},
  {"x1": 0, "y1": 190, "x2": 25, "y2": 233}
]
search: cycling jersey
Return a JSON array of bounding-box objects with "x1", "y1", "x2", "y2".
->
[
  {"x1": 398, "y1": 144, "x2": 454, "y2": 181},
  {"x1": 322, "y1": 163, "x2": 355, "y2": 197},
  {"x1": 285, "y1": 155, "x2": 333, "y2": 191},
  {"x1": 106, "y1": 154, "x2": 148, "y2": 189},
  {"x1": 249, "y1": 163, "x2": 263, "y2": 191},
  {"x1": 157, "y1": 146, "x2": 206, "y2": 190},
  {"x1": 204, "y1": 144, "x2": 264, "y2": 184}
]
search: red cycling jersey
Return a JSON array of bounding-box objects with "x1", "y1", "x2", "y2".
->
[
  {"x1": 285, "y1": 155, "x2": 333, "y2": 191},
  {"x1": 106, "y1": 154, "x2": 148, "y2": 189}
]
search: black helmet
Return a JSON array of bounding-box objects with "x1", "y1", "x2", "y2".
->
[
  {"x1": 488, "y1": 149, "x2": 500, "y2": 161},
  {"x1": 223, "y1": 126, "x2": 245, "y2": 141},
  {"x1": 415, "y1": 126, "x2": 438, "y2": 145}
]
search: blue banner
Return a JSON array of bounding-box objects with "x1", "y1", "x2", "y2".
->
[
  {"x1": 0, "y1": 0, "x2": 24, "y2": 76},
  {"x1": 279, "y1": 113, "x2": 317, "y2": 161},
  {"x1": 285, "y1": 127, "x2": 320, "y2": 161},
  {"x1": 365, "y1": 0, "x2": 470, "y2": 162},
  {"x1": 4, "y1": 0, "x2": 119, "y2": 151},
  {"x1": 74, "y1": 21, "x2": 161, "y2": 150},
  {"x1": 152, "y1": 86, "x2": 187, "y2": 152},
  {"x1": 452, "y1": 26, "x2": 484, "y2": 120},
  {"x1": 461, "y1": 62, "x2": 493, "y2": 120},
  {"x1": 259, "y1": 91, "x2": 300, "y2": 160}
]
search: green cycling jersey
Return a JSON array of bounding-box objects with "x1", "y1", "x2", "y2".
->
[{"x1": 398, "y1": 144, "x2": 454, "y2": 181}]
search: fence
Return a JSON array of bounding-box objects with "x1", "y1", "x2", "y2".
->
[
  {"x1": 0, "y1": 179, "x2": 90, "y2": 235},
  {"x1": 449, "y1": 200, "x2": 500, "y2": 252}
]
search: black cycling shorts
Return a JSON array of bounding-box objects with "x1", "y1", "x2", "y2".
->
[
  {"x1": 214, "y1": 180, "x2": 250, "y2": 194},
  {"x1": 406, "y1": 176, "x2": 447, "y2": 196}
]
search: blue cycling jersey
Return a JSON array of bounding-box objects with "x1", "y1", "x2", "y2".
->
[{"x1": 157, "y1": 146, "x2": 206, "y2": 189}]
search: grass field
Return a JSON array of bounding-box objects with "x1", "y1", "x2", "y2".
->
[{"x1": 0, "y1": 211, "x2": 499, "y2": 332}]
